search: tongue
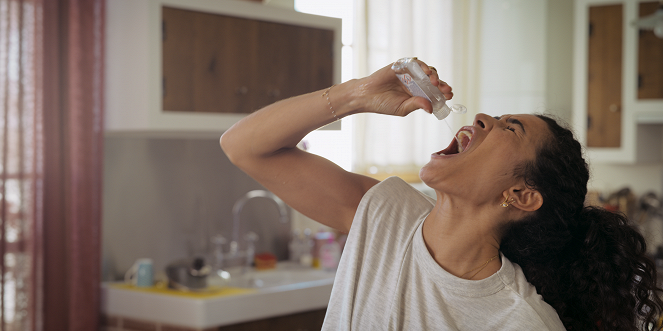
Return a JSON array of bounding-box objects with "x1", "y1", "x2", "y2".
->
[
  {"x1": 460, "y1": 135, "x2": 471, "y2": 150},
  {"x1": 457, "y1": 134, "x2": 471, "y2": 153}
]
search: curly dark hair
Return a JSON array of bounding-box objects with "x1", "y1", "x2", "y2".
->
[{"x1": 499, "y1": 114, "x2": 663, "y2": 330}]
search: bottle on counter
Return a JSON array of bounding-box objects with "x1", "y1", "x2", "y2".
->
[
  {"x1": 300, "y1": 228, "x2": 314, "y2": 267},
  {"x1": 289, "y1": 228, "x2": 315, "y2": 267},
  {"x1": 289, "y1": 229, "x2": 302, "y2": 263},
  {"x1": 319, "y1": 234, "x2": 341, "y2": 271},
  {"x1": 312, "y1": 229, "x2": 332, "y2": 268}
]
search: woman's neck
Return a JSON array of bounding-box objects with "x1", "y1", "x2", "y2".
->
[{"x1": 421, "y1": 195, "x2": 503, "y2": 280}]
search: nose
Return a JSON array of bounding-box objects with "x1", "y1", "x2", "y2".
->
[{"x1": 473, "y1": 113, "x2": 496, "y2": 131}]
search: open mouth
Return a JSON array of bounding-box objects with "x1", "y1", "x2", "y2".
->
[{"x1": 436, "y1": 127, "x2": 474, "y2": 156}]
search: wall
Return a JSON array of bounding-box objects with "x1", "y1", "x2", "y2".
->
[
  {"x1": 478, "y1": 0, "x2": 547, "y2": 117},
  {"x1": 101, "y1": 137, "x2": 291, "y2": 281},
  {"x1": 545, "y1": 0, "x2": 574, "y2": 122}
]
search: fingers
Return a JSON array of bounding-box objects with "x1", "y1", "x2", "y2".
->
[
  {"x1": 418, "y1": 59, "x2": 455, "y2": 102},
  {"x1": 413, "y1": 59, "x2": 445, "y2": 91},
  {"x1": 417, "y1": 59, "x2": 454, "y2": 101},
  {"x1": 400, "y1": 96, "x2": 433, "y2": 115},
  {"x1": 438, "y1": 80, "x2": 454, "y2": 100},
  {"x1": 422, "y1": 63, "x2": 453, "y2": 100},
  {"x1": 417, "y1": 60, "x2": 438, "y2": 82}
]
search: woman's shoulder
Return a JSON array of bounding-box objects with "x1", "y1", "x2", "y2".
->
[
  {"x1": 498, "y1": 259, "x2": 566, "y2": 330},
  {"x1": 363, "y1": 176, "x2": 435, "y2": 206},
  {"x1": 351, "y1": 176, "x2": 434, "y2": 231}
]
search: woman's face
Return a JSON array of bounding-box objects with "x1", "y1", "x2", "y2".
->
[{"x1": 420, "y1": 113, "x2": 550, "y2": 206}]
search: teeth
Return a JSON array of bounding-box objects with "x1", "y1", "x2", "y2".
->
[{"x1": 456, "y1": 131, "x2": 473, "y2": 153}]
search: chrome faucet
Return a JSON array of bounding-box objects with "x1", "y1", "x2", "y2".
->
[{"x1": 214, "y1": 190, "x2": 288, "y2": 273}]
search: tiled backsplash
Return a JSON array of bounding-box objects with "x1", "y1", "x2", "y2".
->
[{"x1": 102, "y1": 137, "x2": 291, "y2": 282}]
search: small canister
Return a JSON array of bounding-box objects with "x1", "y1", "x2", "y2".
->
[{"x1": 125, "y1": 258, "x2": 154, "y2": 287}]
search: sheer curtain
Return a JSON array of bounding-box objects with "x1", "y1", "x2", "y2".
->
[
  {"x1": 352, "y1": 0, "x2": 481, "y2": 182},
  {"x1": 0, "y1": 0, "x2": 105, "y2": 329},
  {"x1": 0, "y1": 1, "x2": 44, "y2": 328}
]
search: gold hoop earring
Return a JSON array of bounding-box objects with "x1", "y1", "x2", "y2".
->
[{"x1": 501, "y1": 196, "x2": 515, "y2": 208}]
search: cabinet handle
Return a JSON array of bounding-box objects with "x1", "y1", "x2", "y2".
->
[
  {"x1": 236, "y1": 86, "x2": 248, "y2": 95},
  {"x1": 609, "y1": 104, "x2": 620, "y2": 113}
]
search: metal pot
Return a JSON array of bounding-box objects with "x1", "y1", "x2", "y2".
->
[{"x1": 165, "y1": 257, "x2": 210, "y2": 291}]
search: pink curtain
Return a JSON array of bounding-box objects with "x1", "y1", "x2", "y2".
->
[{"x1": 0, "y1": 0, "x2": 104, "y2": 330}]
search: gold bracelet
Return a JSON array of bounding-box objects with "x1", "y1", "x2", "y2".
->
[{"x1": 322, "y1": 85, "x2": 336, "y2": 119}]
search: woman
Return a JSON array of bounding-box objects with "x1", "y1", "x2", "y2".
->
[{"x1": 220, "y1": 59, "x2": 663, "y2": 330}]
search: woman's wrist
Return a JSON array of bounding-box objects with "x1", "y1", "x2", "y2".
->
[{"x1": 324, "y1": 79, "x2": 364, "y2": 119}]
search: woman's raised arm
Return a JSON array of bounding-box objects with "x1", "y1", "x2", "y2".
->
[{"x1": 220, "y1": 62, "x2": 450, "y2": 233}]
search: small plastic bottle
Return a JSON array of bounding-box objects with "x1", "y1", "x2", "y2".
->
[
  {"x1": 299, "y1": 228, "x2": 314, "y2": 267},
  {"x1": 288, "y1": 229, "x2": 302, "y2": 263},
  {"x1": 391, "y1": 57, "x2": 466, "y2": 120},
  {"x1": 313, "y1": 230, "x2": 332, "y2": 268},
  {"x1": 319, "y1": 235, "x2": 341, "y2": 271}
]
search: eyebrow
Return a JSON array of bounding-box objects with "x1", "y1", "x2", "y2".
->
[
  {"x1": 494, "y1": 115, "x2": 526, "y2": 134},
  {"x1": 507, "y1": 118, "x2": 526, "y2": 134}
]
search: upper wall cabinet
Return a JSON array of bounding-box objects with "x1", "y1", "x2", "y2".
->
[
  {"x1": 105, "y1": 0, "x2": 342, "y2": 137},
  {"x1": 573, "y1": 0, "x2": 663, "y2": 163}
]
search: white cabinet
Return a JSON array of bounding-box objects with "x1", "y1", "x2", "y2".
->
[
  {"x1": 105, "y1": 0, "x2": 342, "y2": 138},
  {"x1": 573, "y1": 0, "x2": 663, "y2": 163}
]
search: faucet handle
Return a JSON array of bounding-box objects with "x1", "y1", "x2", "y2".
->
[
  {"x1": 211, "y1": 234, "x2": 227, "y2": 270},
  {"x1": 244, "y1": 232, "x2": 259, "y2": 268},
  {"x1": 211, "y1": 234, "x2": 227, "y2": 245},
  {"x1": 229, "y1": 240, "x2": 239, "y2": 256},
  {"x1": 245, "y1": 231, "x2": 259, "y2": 242}
]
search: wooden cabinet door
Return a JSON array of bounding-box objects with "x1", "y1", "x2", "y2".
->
[
  {"x1": 638, "y1": 2, "x2": 663, "y2": 100},
  {"x1": 217, "y1": 308, "x2": 326, "y2": 331},
  {"x1": 162, "y1": 6, "x2": 334, "y2": 115},
  {"x1": 256, "y1": 20, "x2": 334, "y2": 111},
  {"x1": 162, "y1": 7, "x2": 260, "y2": 114},
  {"x1": 587, "y1": 4, "x2": 623, "y2": 148}
]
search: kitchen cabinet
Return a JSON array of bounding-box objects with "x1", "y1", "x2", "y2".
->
[
  {"x1": 105, "y1": 0, "x2": 342, "y2": 137},
  {"x1": 161, "y1": 7, "x2": 334, "y2": 115},
  {"x1": 637, "y1": 2, "x2": 663, "y2": 100},
  {"x1": 217, "y1": 308, "x2": 326, "y2": 331},
  {"x1": 573, "y1": 0, "x2": 663, "y2": 163},
  {"x1": 101, "y1": 309, "x2": 326, "y2": 331}
]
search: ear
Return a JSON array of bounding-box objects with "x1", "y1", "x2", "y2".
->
[{"x1": 506, "y1": 185, "x2": 543, "y2": 212}]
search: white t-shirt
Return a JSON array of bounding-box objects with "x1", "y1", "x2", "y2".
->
[{"x1": 322, "y1": 177, "x2": 565, "y2": 330}]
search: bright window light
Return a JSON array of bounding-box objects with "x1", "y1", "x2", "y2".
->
[{"x1": 295, "y1": 0, "x2": 355, "y2": 171}]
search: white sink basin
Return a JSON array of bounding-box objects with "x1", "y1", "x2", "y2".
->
[
  {"x1": 227, "y1": 264, "x2": 335, "y2": 289},
  {"x1": 101, "y1": 262, "x2": 335, "y2": 329}
]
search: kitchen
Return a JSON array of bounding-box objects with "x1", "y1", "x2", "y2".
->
[{"x1": 1, "y1": 0, "x2": 662, "y2": 329}]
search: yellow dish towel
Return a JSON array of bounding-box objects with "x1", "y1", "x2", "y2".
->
[{"x1": 110, "y1": 283, "x2": 256, "y2": 299}]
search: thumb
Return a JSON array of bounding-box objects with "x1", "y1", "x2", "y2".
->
[{"x1": 397, "y1": 96, "x2": 432, "y2": 116}]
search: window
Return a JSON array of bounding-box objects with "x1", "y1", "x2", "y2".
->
[{"x1": 294, "y1": 0, "x2": 355, "y2": 171}]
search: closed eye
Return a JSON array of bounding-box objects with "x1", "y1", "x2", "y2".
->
[{"x1": 506, "y1": 126, "x2": 516, "y2": 132}]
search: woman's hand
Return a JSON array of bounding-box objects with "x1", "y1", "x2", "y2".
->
[{"x1": 353, "y1": 59, "x2": 453, "y2": 117}]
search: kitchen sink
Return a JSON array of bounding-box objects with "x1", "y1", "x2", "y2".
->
[
  {"x1": 101, "y1": 262, "x2": 335, "y2": 328},
  {"x1": 224, "y1": 263, "x2": 335, "y2": 289}
]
